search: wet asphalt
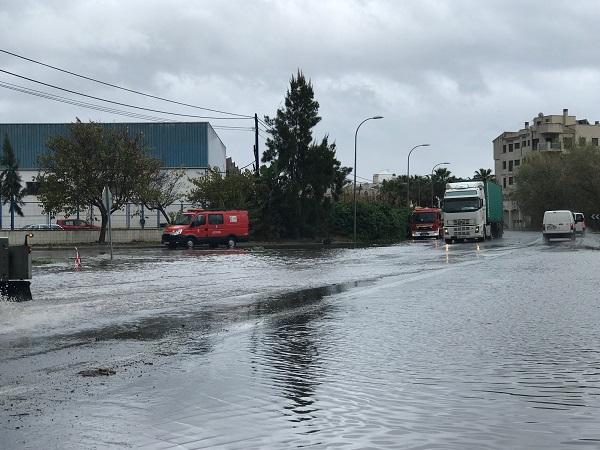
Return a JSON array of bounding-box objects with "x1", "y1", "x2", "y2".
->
[{"x1": 1, "y1": 231, "x2": 600, "y2": 449}]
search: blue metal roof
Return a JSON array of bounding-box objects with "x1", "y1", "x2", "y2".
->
[{"x1": 0, "y1": 122, "x2": 225, "y2": 169}]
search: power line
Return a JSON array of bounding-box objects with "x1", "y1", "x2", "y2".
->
[
  {"x1": 239, "y1": 160, "x2": 255, "y2": 170},
  {"x1": 0, "y1": 80, "x2": 175, "y2": 122},
  {"x1": 257, "y1": 117, "x2": 269, "y2": 129},
  {"x1": 0, "y1": 68, "x2": 252, "y2": 120},
  {"x1": 0, "y1": 48, "x2": 253, "y2": 118}
]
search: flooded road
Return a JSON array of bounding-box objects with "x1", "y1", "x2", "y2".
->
[{"x1": 2, "y1": 231, "x2": 600, "y2": 449}]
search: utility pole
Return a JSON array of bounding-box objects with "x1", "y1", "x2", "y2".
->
[{"x1": 254, "y1": 113, "x2": 259, "y2": 175}]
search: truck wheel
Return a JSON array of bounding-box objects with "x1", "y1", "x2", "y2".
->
[
  {"x1": 227, "y1": 237, "x2": 236, "y2": 249},
  {"x1": 184, "y1": 237, "x2": 196, "y2": 248}
]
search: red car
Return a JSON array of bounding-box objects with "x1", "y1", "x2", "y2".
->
[{"x1": 56, "y1": 219, "x2": 100, "y2": 230}]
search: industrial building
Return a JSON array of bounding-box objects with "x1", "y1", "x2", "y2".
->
[
  {"x1": 493, "y1": 109, "x2": 600, "y2": 229},
  {"x1": 0, "y1": 121, "x2": 226, "y2": 229}
]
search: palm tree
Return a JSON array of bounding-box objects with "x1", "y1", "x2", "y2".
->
[
  {"x1": 431, "y1": 168, "x2": 455, "y2": 206},
  {"x1": 473, "y1": 168, "x2": 495, "y2": 182},
  {"x1": 0, "y1": 134, "x2": 26, "y2": 230}
]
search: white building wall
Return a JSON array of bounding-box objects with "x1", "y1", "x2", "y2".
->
[{"x1": 2, "y1": 169, "x2": 208, "y2": 230}]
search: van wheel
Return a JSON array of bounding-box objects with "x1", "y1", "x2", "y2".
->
[
  {"x1": 227, "y1": 237, "x2": 236, "y2": 249},
  {"x1": 184, "y1": 237, "x2": 196, "y2": 248}
]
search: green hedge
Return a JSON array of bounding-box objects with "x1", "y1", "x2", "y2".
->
[{"x1": 333, "y1": 201, "x2": 409, "y2": 241}]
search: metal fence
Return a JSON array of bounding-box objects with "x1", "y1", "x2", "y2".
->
[{"x1": 0, "y1": 200, "x2": 200, "y2": 230}]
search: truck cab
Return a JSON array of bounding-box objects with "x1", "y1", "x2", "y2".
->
[
  {"x1": 409, "y1": 207, "x2": 443, "y2": 239},
  {"x1": 442, "y1": 181, "x2": 503, "y2": 243}
]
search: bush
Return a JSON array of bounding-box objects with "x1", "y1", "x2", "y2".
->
[{"x1": 333, "y1": 201, "x2": 409, "y2": 241}]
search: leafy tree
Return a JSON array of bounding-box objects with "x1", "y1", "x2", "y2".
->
[
  {"x1": 136, "y1": 169, "x2": 185, "y2": 224},
  {"x1": 37, "y1": 120, "x2": 161, "y2": 242},
  {"x1": 188, "y1": 167, "x2": 256, "y2": 211},
  {"x1": 473, "y1": 168, "x2": 495, "y2": 182},
  {"x1": 380, "y1": 176, "x2": 407, "y2": 207},
  {"x1": 0, "y1": 134, "x2": 26, "y2": 229},
  {"x1": 513, "y1": 144, "x2": 600, "y2": 228},
  {"x1": 262, "y1": 70, "x2": 351, "y2": 237}
]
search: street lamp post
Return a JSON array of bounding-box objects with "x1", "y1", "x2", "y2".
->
[
  {"x1": 430, "y1": 162, "x2": 450, "y2": 207},
  {"x1": 406, "y1": 144, "x2": 430, "y2": 207},
  {"x1": 354, "y1": 115, "x2": 383, "y2": 245}
]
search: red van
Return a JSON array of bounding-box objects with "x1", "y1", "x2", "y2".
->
[{"x1": 161, "y1": 209, "x2": 249, "y2": 249}]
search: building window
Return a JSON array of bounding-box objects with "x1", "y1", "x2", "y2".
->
[
  {"x1": 502, "y1": 144, "x2": 506, "y2": 153},
  {"x1": 514, "y1": 142, "x2": 520, "y2": 149},
  {"x1": 24, "y1": 181, "x2": 41, "y2": 196},
  {"x1": 545, "y1": 118, "x2": 550, "y2": 123},
  {"x1": 502, "y1": 161, "x2": 506, "y2": 170},
  {"x1": 514, "y1": 159, "x2": 520, "y2": 167},
  {"x1": 509, "y1": 160, "x2": 514, "y2": 171},
  {"x1": 509, "y1": 143, "x2": 513, "y2": 152},
  {"x1": 593, "y1": 138, "x2": 599, "y2": 146},
  {"x1": 522, "y1": 141, "x2": 526, "y2": 147},
  {"x1": 579, "y1": 137, "x2": 587, "y2": 146},
  {"x1": 508, "y1": 177, "x2": 514, "y2": 185},
  {"x1": 527, "y1": 140, "x2": 531, "y2": 146},
  {"x1": 564, "y1": 137, "x2": 573, "y2": 149},
  {"x1": 503, "y1": 178, "x2": 507, "y2": 188}
]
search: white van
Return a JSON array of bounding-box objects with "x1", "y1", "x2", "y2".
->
[{"x1": 542, "y1": 210, "x2": 575, "y2": 242}]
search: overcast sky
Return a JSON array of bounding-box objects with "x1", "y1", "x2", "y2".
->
[{"x1": 1, "y1": 0, "x2": 600, "y2": 181}]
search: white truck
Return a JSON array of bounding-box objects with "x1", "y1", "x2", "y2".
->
[{"x1": 442, "y1": 181, "x2": 504, "y2": 243}]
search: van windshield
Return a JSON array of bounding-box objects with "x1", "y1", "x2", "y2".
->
[
  {"x1": 174, "y1": 214, "x2": 194, "y2": 225},
  {"x1": 443, "y1": 197, "x2": 481, "y2": 213}
]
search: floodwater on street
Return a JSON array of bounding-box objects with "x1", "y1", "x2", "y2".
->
[{"x1": 2, "y1": 231, "x2": 600, "y2": 449}]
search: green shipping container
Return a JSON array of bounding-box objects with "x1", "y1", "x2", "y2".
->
[{"x1": 484, "y1": 181, "x2": 503, "y2": 223}]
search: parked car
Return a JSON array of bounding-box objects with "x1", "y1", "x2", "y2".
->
[
  {"x1": 21, "y1": 224, "x2": 64, "y2": 231},
  {"x1": 542, "y1": 210, "x2": 575, "y2": 243},
  {"x1": 162, "y1": 209, "x2": 249, "y2": 249},
  {"x1": 56, "y1": 219, "x2": 100, "y2": 230},
  {"x1": 573, "y1": 212, "x2": 586, "y2": 235}
]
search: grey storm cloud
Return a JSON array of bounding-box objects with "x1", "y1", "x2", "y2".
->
[{"x1": 1, "y1": 0, "x2": 600, "y2": 179}]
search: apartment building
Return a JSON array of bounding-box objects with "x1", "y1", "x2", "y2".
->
[{"x1": 493, "y1": 109, "x2": 600, "y2": 229}]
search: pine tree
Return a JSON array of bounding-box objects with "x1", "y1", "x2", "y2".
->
[
  {"x1": 0, "y1": 134, "x2": 26, "y2": 229},
  {"x1": 263, "y1": 71, "x2": 350, "y2": 237}
]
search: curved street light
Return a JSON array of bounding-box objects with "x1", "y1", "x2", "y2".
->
[
  {"x1": 354, "y1": 115, "x2": 383, "y2": 245},
  {"x1": 406, "y1": 144, "x2": 430, "y2": 207},
  {"x1": 431, "y1": 162, "x2": 450, "y2": 207}
]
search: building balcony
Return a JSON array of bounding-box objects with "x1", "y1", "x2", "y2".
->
[
  {"x1": 536, "y1": 142, "x2": 562, "y2": 151},
  {"x1": 536, "y1": 123, "x2": 565, "y2": 134}
]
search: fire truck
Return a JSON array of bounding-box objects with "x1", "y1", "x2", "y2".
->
[{"x1": 409, "y1": 207, "x2": 443, "y2": 239}]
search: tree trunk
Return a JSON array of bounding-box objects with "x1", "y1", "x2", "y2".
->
[
  {"x1": 98, "y1": 208, "x2": 108, "y2": 243},
  {"x1": 159, "y1": 206, "x2": 170, "y2": 224},
  {"x1": 10, "y1": 197, "x2": 15, "y2": 231}
]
